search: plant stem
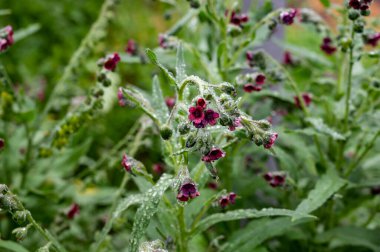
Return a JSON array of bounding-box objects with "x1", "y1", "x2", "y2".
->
[
  {"x1": 344, "y1": 28, "x2": 356, "y2": 132},
  {"x1": 177, "y1": 205, "x2": 188, "y2": 252}
]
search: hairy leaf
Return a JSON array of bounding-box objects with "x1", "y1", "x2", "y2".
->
[
  {"x1": 146, "y1": 49, "x2": 177, "y2": 88},
  {"x1": 129, "y1": 174, "x2": 174, "y2": 252},
  {"x1": 223, "y1": 217, "x2": 311, "y2": 252},
  {"x1": 295, "y1": 170, "x2": 346, "y2": 217},
  {"x1": 315, "y1": 227, "x2": 380, "y2": 251},
  {"x1": 151, "y1": 76, "x2": 169, "y2": 123},
  {"x1": 190, "y1": 208, "x2": 315, "y2": 238},
  {"x1": 175, "y1": 42, "x2": 186, "y2": 83},
  {"x1": 94, "y1": 194, "x2": 143, "y2": 250},
  {"x1": 307, "y1": 118, "x2": 345, "y2": 140}
]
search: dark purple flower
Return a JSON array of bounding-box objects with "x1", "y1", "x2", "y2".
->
[
  {"x1": 263, "y1": 172, "x2": 286, "y2": 187},
  {"x1": 294, "y1": 93, "x2": 312, "y2": 108},
  {"x1": 320, "y1": 37, "x2": 337, "y2": 55},
  {"x1": 263, "y1": 132, "x2": 278, "y2": 149},
  {"x1": 228, "y1": 117, "x2": 241, "y2": 131},
  {"x1": 152, "y1": 163, "x2": 165, "y2": 174},
  {"x1": 0, "y1": 25, "x2": 14, "y2": 52},
  {"x1": 227, "y1": 11, "x2": 249, "y2": 27},
  {"x1": 349, "y1": 0, "x2": 362, "y2": 9},
  {"x1": 67, "y1": 203, "x2": 80, "y2": 219},
  {"x1": 243, "y1": 83, "x2": 262, "y2": 93},
  {"x1": 279, "y1": 9, "x2": 297, "y2": 25},
  {"x1": 207, "y1": 182, "x2": 218, "y2": 190},
  {"x1": 246, "y1": 51, "x2": 254, "y2": 62},
  {"x1": 202, "y1": 148, "x2": 225, "y2": 162},
  {"x1": 177, "y1": 180, "x2": 200, "y2": 202},
  {"x1": 219, "y1": 196, "x2": 230, "y2": 208},
  {"x1": 159, "y1": 34, "x2": 169, "y2": 49},
  {"x1": 104, "y1": 53, "x2": 121, "y2": 71},
  {"x1": 228, "y1": 192, "x2": 237, "y2": 204},
  {"x1": 283, "y1": 51, "x2": 294, "y2": 65},
  {"x1": 125, "y1": 39, "x2": 137, "y2": 55},
  {"x1": 371, "y1": 186, "x2": 380, "y2": 195},
  {"x1": 203, "y1": 109, "x2": 220, "y2": 126},
  {"x1": 365, "y1": 33, "x2": 380, "y2": 47},
  {"x1": 165, "y1": 97, "x2": 176, "y2": 109},
  {"x1": 117, "y1": 87, "x2": 128, "y2": 107},
  {"x1": 188, "y1": 106, "x2": 205, "y2": 124},
  {"x1": 196, "y1": 98, "x2": 207, "y2": 109},
  {"x1": 0, "y1": 138, "x2": 4, "y2": 150},
  {"x1": 121, "y1": 154, "x2": 132, "y2": 172},
  {"x1": 193, "y1": 120, "x2": 207, "y2": 128},
  {"x1": 255, "y1": 74, "x2": 266, "y2": 85}
]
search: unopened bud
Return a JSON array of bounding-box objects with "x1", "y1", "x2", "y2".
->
[
  {"x1": 348, "y1": 9, "x2": 360, "y2": 20},
  {"x1": 186, "y1": 133, "x2": 197, "y2": 148},
  {"x1": 160, "y1": 125, "x2": 173, "y2": 140},
  {"x1": 178, "y1": 123, "x2": 191, "y2": 135},
  {"x1": 0, "y1": 194, "x2": 18, "y2": 211},
  {"x1": 0, "y1": 184, "x2": 8, "y2": 194},
  {"x1": 12, "y1": 227, "x2": 28, "y2": 241},
  {"x1": 13, "y1": 210, "x2": 28, "y2": 224},
  {"x1": 257, "y1": 120, "x2": 271, "y2": 130},
  {"x1": 227, "y1": 24, "x2": 242, "y2": 37}
]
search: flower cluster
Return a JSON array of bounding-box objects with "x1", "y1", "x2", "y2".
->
[
  {"x1": 279, "y1": 9, "x2": 297, "y2": 25},
  {"x1": 320, "y1": 37, "x2": 337, "y2": 55},
  {"x1": 0, "y1": 26, "x2": 14, "y2": 52},
  {"x1": 263, "y1": 172, "x2": 286, "y2": 187},
  {"x1": 242, "y1": 73, "x2": 266, "y2": 93},
  {"x1": 188, "y1": 98, "x2": 220, "y2": 128},
  {"x1": 218, "y1": 192, "x2": 237, "y2": 208},
  {"x1": 177, "y1": 179, "x2": 200, "y2": 202},
  {"x1": 348, "y1": 0, "x2": 373, "y2": 14}
]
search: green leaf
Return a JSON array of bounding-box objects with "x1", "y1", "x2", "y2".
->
[
  {"x1": 315, "y1": 227, "x2": 380, "y2": 251},
  {"x1": 306, "y1": 118, "x2": 345, "y2": 140},
  {"x1": 223, "y1": 217, "x2": 312, "y2": 252},
  {"x1": 151, "y1": 76, "x2": 169, "y2": 123},
  {"x1": 129, "y1": 174, "x2": 174, "y2": 252},
  {"x1": 0, "y1": 240, "x2": 29, "y2": 252},
  {"x1": 145, "y1": 49, "x2": 177, "y2": 88},
  {"x1": 175, "y1": 42, "x2": 186, "y2": 83},
  {"x1": 121, "y1": 86, "x2": 160, "y2": 126},
  {"x1": 13, "y1": 24, "x2": 41, "y2": 42},
  {"x1": 319, "y1": 0, "x2": 331, "y2": 8},
  {"x1": 93, "y1": 194, "x2": 143, "y2": 251},
  {"x1": 190, "y1": 208, "x2": 315, "y2": 238},
  {"x1": 0, "y1": 9, "x2": 11, "y2": 16},
  {"x1": 167, "y1": 9, "x2": 198, "y2": 35},
  {"x1": 295, "y1": 170, "x2": 346, "y2": 217}
]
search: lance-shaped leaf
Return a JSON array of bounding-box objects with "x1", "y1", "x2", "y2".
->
[
  {"x1": 121, "y1": 86, "x2": 161, "y2": 126},
  {"x1": 295, "y1": 169, "x2": 346, "y2": 218},
  {"x1": 190, "y1": 208, "x2": 315, "y2": 238},
  {"x1": 129, "y1": 174, "x2": 174, "y2": 252},
  {"x1": 222, "y1": 217, "x2": 312, "y2": 252},
  {"x1": 0, "y1": 240, "x2": 29, "y2": 252},
  {"x1": 93, "y1": 194, "x2": 143, "y2": 251},
  {"x1": 306, "y1": 118, "x2": 345, "y2": 140},
  {"x1": 151, "y1": 76, "x2": 169, "y2": 123},
  {"x1": 146, "y1": 49, "x2": 177, "y2": 88},
  {"x1": 175, "y1": 42, "x2": 186, "y2": 83}
]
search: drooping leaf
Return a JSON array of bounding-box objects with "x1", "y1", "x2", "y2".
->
[
  {"x1": 129, "y1": 174, "x2": 174, "y2": 252},
  {"x1": 295, "y1": 170, "x2": 346, "y2": 217},
  {"x1": 121, "y1": 86, "x2": 160, "y2": 126},
  {"x1": 175, "y1": 42, "x2": 186, "y2": 83},
  {"x1": 0, "y1": 240, "x2": 29, "y2": 252},
  {"x1": 315, "y1": 226, "x2": 380, "y2": 251},
  {"x1": 306, "y1": 118, "x2": 345, "y2": 140},
  {"x1": 190, "y1": 208, "x2": 315, "y2": 238},
  {"x1": 223, "y1": 217, "x2": 312, "y2": 252},
  {"x1": 93, "y1": 194, "x2": 143, "y2": 251},
  {"x1": 145, "y1": 49, "x2": 177, "y2": 88}
]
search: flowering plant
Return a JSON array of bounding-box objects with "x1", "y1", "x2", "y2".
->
[{"x1": 1, "y1": 0, "x2": 380, "y2": 251}]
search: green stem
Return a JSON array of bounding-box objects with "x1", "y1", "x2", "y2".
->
[
  {"x1": 344, "y1": 27, "x2": 356, "y2": 132},
  {"x1": 177, "y1": 205, "x2": 188, "y2": 252}
]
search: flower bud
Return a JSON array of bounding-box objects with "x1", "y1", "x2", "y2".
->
[
  {"x1": 13, "y1": 210, "x2": 28, "y2": 224},
  {"x1": 185, "y1": 133, "x2": 197, "y2": 148},
  {"x1": 189, "y1": 0, "x2": 200, "y2": 8},
  {"x1": 220, "y1": 83, "x2": 237, "y2": 97},
  {"x1": 160, "y1": 125, "x2": 173, "y2": 140},
  {"x1": 227, "y1": 24, "x2": 242, "y2": 37},
  {"x1": 0, "y1": 194, "x2": 18, "y2": 211},
  {"x1": 348, "y1": 9, "x2": 360, "y2": 20},
  {"x1": 360, "y1": 9, "x2": 370, "y2": 16},
  {"x1": 0, "y1": 184, "x2": 8, "y2": 194},
  {"x1": 256, "y1": 120, "x2": 271, "y2": 131},
  {"x1": 12, "y1": 227, "x2": 28, "y2": 241},
  {"x1": 353, "y1": 22, "x2": 364, "y2": 33},
  {"x1": 178, "y1": 123, "x2": 191, "y2": 135},
  {"x1": 219, "y1": 116, "x2": 232, "y2": 126}
]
